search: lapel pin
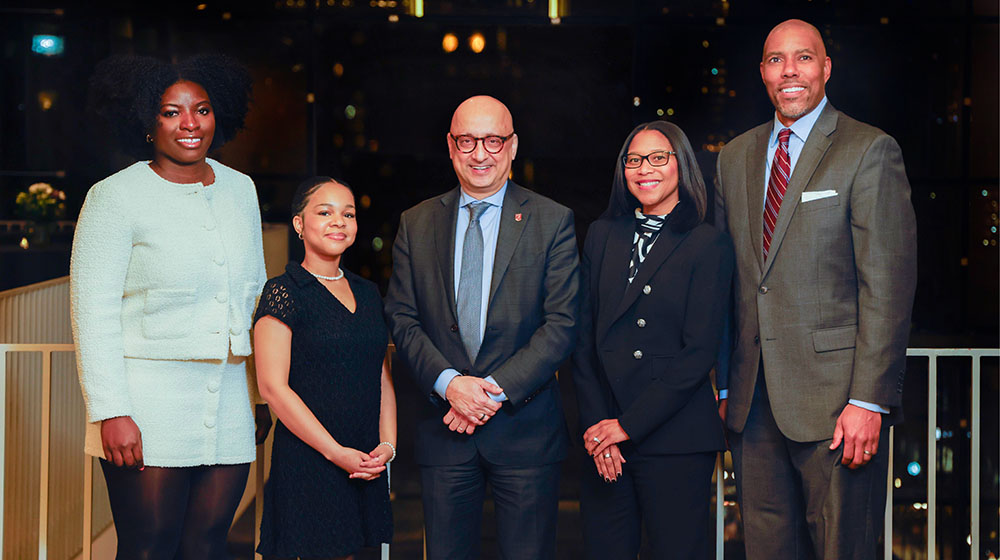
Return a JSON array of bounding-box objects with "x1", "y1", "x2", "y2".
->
[{"x1": 514, "y1": 213, "x2": 522, "y2": 222}]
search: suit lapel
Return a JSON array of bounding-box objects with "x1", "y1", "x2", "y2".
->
[
  {"x1": 762, "y1": 105, "x2": 837, "y2": 278},
  {"x1": 595, "y1": 216, "x2": 633, "y2": 342},
  {"x1": 607, "y1": 222, "x2": 690, "y2": 336},
  {"x1": 434, "y1": 188, "x2": 460, "y2": 320},
  {"x1": 488, "y1": 183, "x2": 529, "y2": 307},
  {"x1": 745, "y1": 125, "x2": 769, "y2": 274}
]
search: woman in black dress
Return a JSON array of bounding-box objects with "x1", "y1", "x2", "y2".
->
[
  {"x1": 254, "y1": 177, "x2": 396, "y2": 559},
  {"x1": 573, "y1": 121, "x2": 734, "y2": 559}
]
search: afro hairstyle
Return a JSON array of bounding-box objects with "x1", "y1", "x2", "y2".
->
[{"x1": 87, "y1": 53, "x2": 252, "y2": 160}]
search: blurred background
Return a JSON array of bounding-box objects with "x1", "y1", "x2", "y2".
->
[{"x1": 0, "y1": 1, "x2": 996, "y2": 558}]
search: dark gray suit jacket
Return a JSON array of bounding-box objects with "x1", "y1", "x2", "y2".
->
[
  {"x1": 714, "y1": 104, "x2": 918, "y2": 442},
  {"x1": 384, "y1": 182, "x2": 580, "y2": 466}
]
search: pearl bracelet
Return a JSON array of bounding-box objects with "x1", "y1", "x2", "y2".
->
[{"x1": 378, "y1": 441, "x2": 396, "y2": 463}]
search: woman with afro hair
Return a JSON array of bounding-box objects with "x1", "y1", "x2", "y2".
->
[{"x1": 70, "y1": 53, "x2": 271, "y2": 559}]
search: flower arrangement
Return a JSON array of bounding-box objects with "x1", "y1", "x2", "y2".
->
[{"x1": 15, "y1": 182, "x2": 66, "y2": 222}]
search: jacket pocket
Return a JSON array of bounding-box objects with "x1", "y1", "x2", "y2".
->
[
  {"x1": 797, "y1": 193, "x2": 840, "y2": 212},
  {"x1": 811, "y1": 325, "x2": 857, "y2": 353},
  {"x1": 141, "y1": 288, "x2": 197, "y2": 339}
]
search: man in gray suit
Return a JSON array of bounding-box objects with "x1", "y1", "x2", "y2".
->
[
  {"x1": 385, "y1": 95, "x2": 579, "y2": 560},
  {"x1": 714, "y1": 19, "x2": 917, "y2": 559}
]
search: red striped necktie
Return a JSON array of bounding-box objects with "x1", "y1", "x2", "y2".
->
[{"x1": 763, "y1": 128, "x2": 791, "y2": 260}]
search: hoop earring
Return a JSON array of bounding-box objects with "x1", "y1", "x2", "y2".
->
[
  {"x1": 145, "y1": 134, "x2": 153, "y2": 143},
  {"x1": 297, "y1": 231, "x2": 303, "y2": 240}
]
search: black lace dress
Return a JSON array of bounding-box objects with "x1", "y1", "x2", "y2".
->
[{"x1": 255, "y1": 262, "x2": 392, "y2": 557}]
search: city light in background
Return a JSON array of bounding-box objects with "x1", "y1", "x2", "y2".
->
[{"x1": 30, "y1": 35, "x2": 64, "y2": 56}]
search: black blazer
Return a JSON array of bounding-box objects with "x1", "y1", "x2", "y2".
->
[
  {"x1": 572, "y1": 216, "x2": 734, "y2": 455},
  {"x1": 385, "y1": 182, "x2": 581, "y2": 466}
]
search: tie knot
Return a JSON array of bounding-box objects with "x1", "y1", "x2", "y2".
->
[
  {"x1": 778, "y1": 128, "x2": 791, "y2": 145},
  {"x1": 467, "y1": 201, "x2": 490, "y2": 222}
]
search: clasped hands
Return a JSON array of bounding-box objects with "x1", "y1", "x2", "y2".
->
[
  {"x1": 442, "y1": 375, "x2": 503, "y2": 434},
  {"x1": 583, "y1": 419, "x2": 629, "y2": 483},
  {"x1": 331, "y1": 442, "x2": 394, "y2": 481}
]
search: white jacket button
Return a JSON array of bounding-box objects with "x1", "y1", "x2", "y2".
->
[
  {"x1": 636, "y1": 318, "x2": 646, "y2": 328},
  {"x1": 204, "y1": 418, "x2": 216, "y2": 428},
  {"x1": 215, "y1": 293, "x2": 228, "y2": 303},
  {"x1": 642, "y1": 285, "x2": 651, "y2": 295},
  {"x1": 633, "y1": 350, "x2": 643, "y2": 359}
]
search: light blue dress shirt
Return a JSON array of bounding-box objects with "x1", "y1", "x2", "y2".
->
[
  {"x1": 432, "y1": 183, "x2": 508, "y2": 402},
  {"x1": 721, "y1": 97, "x2": 888, "y2": 415}
]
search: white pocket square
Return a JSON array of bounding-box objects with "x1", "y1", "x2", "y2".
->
[{"x1": 801, "y1": 190, "x2": 838, "y2": 203}]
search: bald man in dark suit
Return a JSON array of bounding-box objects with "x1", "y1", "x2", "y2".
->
[{"x1": 385, "y1": 96, "x2": 580, "y2": 560}]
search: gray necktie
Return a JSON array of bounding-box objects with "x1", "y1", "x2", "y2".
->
[{"x1": 457, "y1": 202, "x2": 490, "y2": 362}]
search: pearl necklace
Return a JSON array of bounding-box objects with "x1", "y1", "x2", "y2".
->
[{"x1": 305, "y1": 267, "x2": 344, "y2": 281}]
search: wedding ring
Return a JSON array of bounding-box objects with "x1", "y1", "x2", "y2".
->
[
  {"x1": 480, "y1": 413, "x2": 486, "y2": 421},
  {"x1": 592, "y1": 437, "x2": 601, "y2": 443},
  {"x1": 603, "y1": 453, "x2": 612, "y2": 459},
  {"x1": 863, "y1": 450, "x2": 872, "y2": 455}
]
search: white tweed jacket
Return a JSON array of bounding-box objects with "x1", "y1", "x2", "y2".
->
[{"x1": 70, "y1": 159, "x2": 266, "y2": 424}]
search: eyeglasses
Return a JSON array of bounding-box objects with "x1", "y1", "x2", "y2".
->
[
  {"x1": 623, "y1": 150, "x2": 677, "y2": 169},
  {"x1": 449, "y1": 133, "x2": 514, "y2": 154}
]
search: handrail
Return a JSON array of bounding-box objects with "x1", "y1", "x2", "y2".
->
[
  {"x1": 904, "y1": 348, "x2": 999, "y2": 560},
  {"x1": 1, "y1": 344, "x2": 995, "y2": 559},
  {"x1": 0, "y1": 343, "x2": 76, "y2": 560},
  {"x1": 714, "y1": 347, "x2": 998, "y2": 560}
]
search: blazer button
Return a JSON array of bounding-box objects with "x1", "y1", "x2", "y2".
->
[
  {"x1": 642, "y1": 285, "x2": 652, "y2": 295},
  {"x1": 633, "y1": 350, "x2": 643, "y2": 360},
  {"x1": 450, "y1": 324, "x2": 459, "y2": 332},
  {"x1": 754, "y1": 335, "x2": 760, "y2": 345},
  {"x1": 759, "y1": 286, "x2": 768, "y2": 294},
  {"x1": 636, "y1": 318, "x2": 646, "y2": 328}
]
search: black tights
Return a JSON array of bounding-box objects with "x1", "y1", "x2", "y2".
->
[{"x1": 101, "y1": 460, "x2": 250, "y2": 560}]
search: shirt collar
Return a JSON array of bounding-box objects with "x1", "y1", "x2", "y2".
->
[
  {"x1": 459, "y1": 181, "x2": 508, "y2": 210},
  {"x1": 285, "y1": 261, "x2": 314, "y2": 287},
  {"x1": 769, "y1": 96, "x2": 828, "y2": 147}
]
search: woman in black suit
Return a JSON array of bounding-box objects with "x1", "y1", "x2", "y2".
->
[{"x1": 573, "y1": 120, "x2": 734, "y2": 559}]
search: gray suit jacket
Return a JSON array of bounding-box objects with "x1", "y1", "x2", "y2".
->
[
  {"x1": 714, "y1": 104, "x2": 917, "y2": 442},
  {"x1": 384, "y1": 182, "x2": 580, "y2": 465}
]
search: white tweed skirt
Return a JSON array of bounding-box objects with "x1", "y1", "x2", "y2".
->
[{"x1": 84, "y1": 352, "x2": 256, "y2": 467}]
